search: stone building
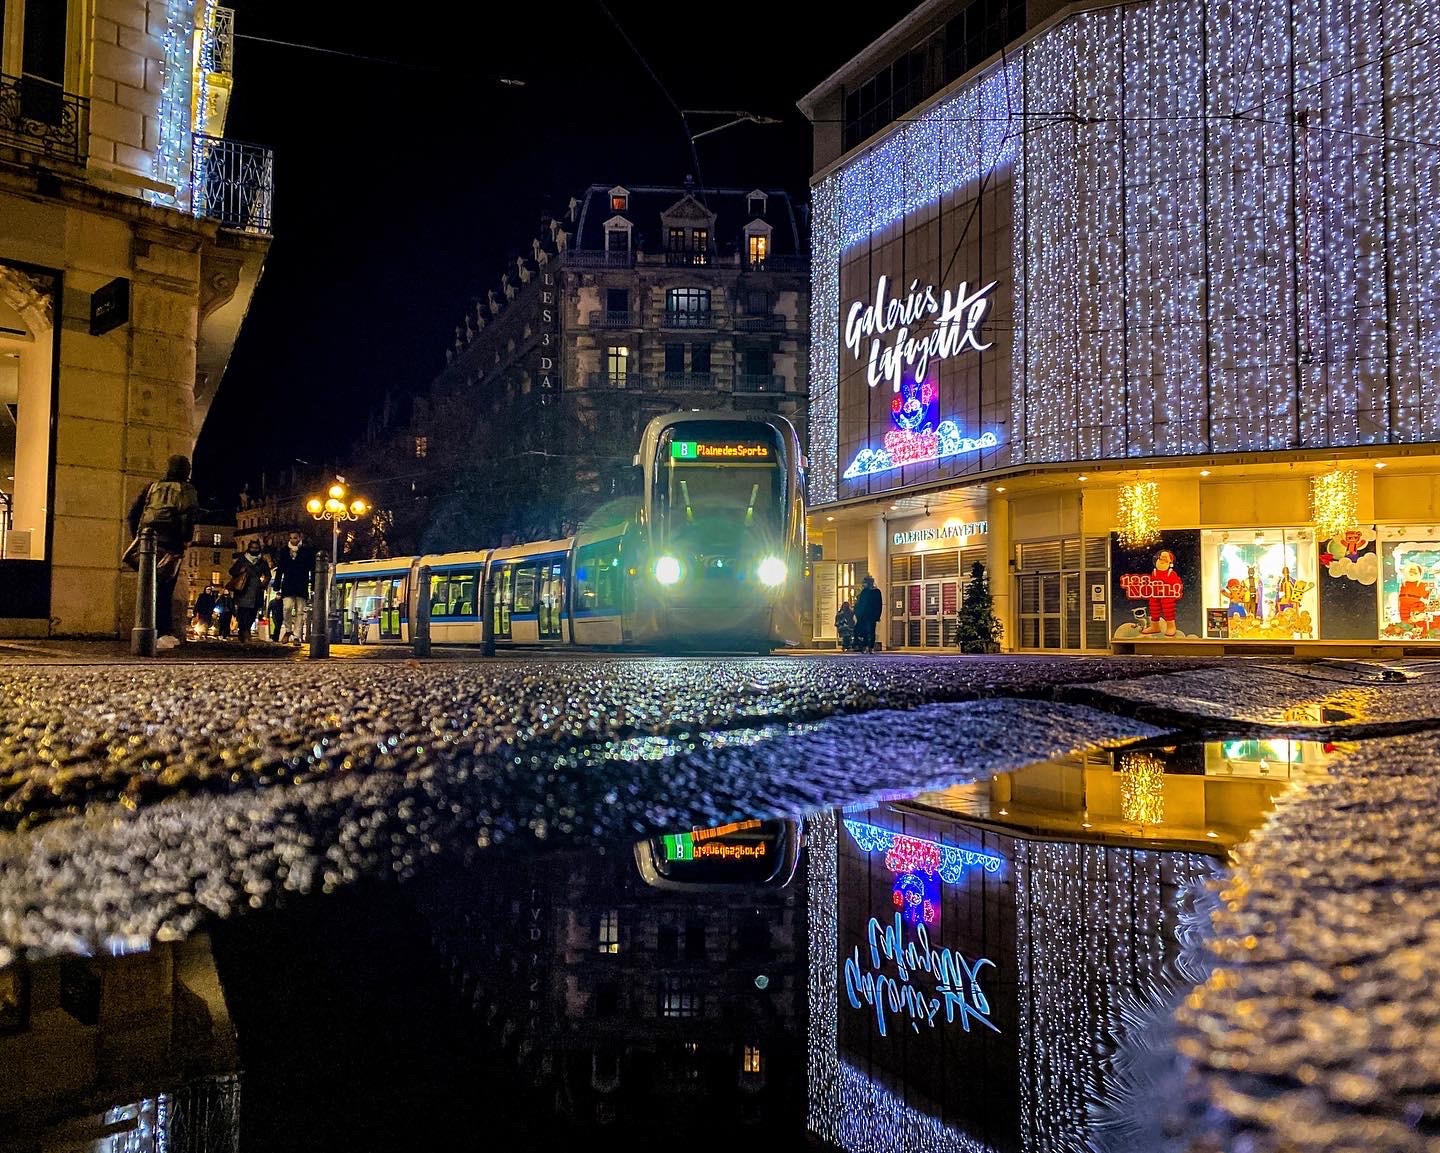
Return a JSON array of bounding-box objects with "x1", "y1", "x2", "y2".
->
[
  {"x1": 357, "y1": 181, "x2": 810, "y2": 554},
  {"x1": 0, "y1": 1, "x2": 271, "y2": 635}
]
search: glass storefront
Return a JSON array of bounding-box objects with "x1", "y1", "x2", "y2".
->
[
  {"x1": 1014, "y1": 537, "x2": 1109, "y2": 651},
  {"x1": 889, "y1": 549, "x2": 971, "y2": 649},
  {"x1": 1200, "y1": 528, "x2": 1317, "y2": 640},
  {"x1": 1379, "y1": 526, "x2": 1440, "y2": 640}
]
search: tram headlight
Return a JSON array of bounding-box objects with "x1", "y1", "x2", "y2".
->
[
  {"x1": 654, "y1": 555, "x2": 683, "y2": 585},
  {"x1": 757, "y1": 556, "x2": 787, "y2": 587}
]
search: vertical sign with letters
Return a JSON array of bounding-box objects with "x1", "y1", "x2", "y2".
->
[{"x1": 536, "y1": 272, "x2": 561, "y2": 405}]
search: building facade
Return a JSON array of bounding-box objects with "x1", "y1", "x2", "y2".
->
[
  {"x1": 801, "y1": 0, "x2": 1440, "y2": 654},
  {"x1": 361, "y1": 182, "x2": 810, "y2": 553},
  {"x1": 0, "y1": 1, "x2": 271, "y2": 636}
]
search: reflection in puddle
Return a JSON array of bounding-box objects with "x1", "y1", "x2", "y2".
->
[{"x1": 0, "y1": 740, "x2": 1335, "y2": 1151}]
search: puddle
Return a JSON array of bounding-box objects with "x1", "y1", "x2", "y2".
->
[{"x1": 0, "y1": 740, "x2": 1339, "y2": 1152}]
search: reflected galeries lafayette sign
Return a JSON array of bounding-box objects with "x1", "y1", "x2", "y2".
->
[{"x1": 844, "y1": 275, "x2": 997, "y2": 392}]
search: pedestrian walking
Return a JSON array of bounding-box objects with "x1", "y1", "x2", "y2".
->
[
  {"x1": 193, "y1": 585, "x2": 217, "y2": 638},
  {"x1": 124, "y1": 454, "x2": 200, "y2": 650},
  {"x1": 226, "y1": 541, "x2": 272, "y2": 643},
  {"x1": 272, "y1": 531, "x2": 315, "y2": 644},
  {"x1": 853, "y1": 575, "x2": 883, "y2": 653},
  {"x1": 214, "y1": 588, "x2": 234, "y2": 639},
  {"x1": 268, "y1": 586, "x2": 285, "y2": 642},
  {"x1": 834, "y1": 598, "x2": 856, "y2": 652}
]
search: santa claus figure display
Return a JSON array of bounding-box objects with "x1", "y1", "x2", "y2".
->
[{"x1": 1140, "y1": 549, "x2": 1184, "y2": 636}]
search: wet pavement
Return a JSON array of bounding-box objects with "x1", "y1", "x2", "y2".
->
[{"x1": 1, "y1": 648, "x2": 1439, "y2": 1151}]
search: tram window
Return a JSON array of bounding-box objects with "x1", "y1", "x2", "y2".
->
[
  {"x1": 450, "y1": 571, "x2": 477, "y2": 615},
  {"x1": 575, "y1": 543, "x2": 623, "y2": 612},
  {"x1": 514, "y1": 565, "x2": 538, "y2": 613},
  {"x1": 428, "y1": 574, "x2": 450, "y2": 616}
]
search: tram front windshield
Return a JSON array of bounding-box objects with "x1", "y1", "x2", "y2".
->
[{"x1": 655, "y1": 425, "x2": 784, "y2": 552}]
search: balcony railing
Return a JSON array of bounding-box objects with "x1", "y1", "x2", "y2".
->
[
  {"x1": 745, "y1": 254, "x2": 808, "y2": 274},
  {"x1": 659, "y1": 372, "x2": 717, "y2": 390},
  {"x1": 565, "y1": 250, "x2": 636, "y2": 268},
  {"x1": 199, "y1": 7, "x2": 236, "y2": 75},
  {"x1": 733, "y1": 374, "x2": 788, "y2": 394},
  {"x1": 733, "y1": 314, "x2": 788, "y2": 332},
  {"x1": 664, "y1": 249, "x2": 710, "y2": 266},
  {"x1": 587, "y1": 371, "x2": 650, "y2": 390},
  {"x1": 585, "y1": 310, "x2": 637, "y2": 328},
  {"x1": 0, "y1": 72, "x2": 87, "y2": 162},
  {"x1": 191, "y1": 134, "x2": 273, "y2": 234},
  {"x1": 661, "y1": 310, "x2": 715, "y2": 330}
]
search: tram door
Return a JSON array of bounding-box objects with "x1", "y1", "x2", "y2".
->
[
  {"x1": 537, "y1": 560, "x2": 565, "y2": 640},
  {"x1": 492, "y1": 565, "x2": 513, "y2": 639},
  {"x1": 380, "y1": 577, "x2": 406, "y2": 640}
]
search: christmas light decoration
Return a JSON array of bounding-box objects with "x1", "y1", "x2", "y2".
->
[
  {"x1": 1116, "y1": 481, "x2": 1161, "y2": 549},
  {"x1": 843, "y1": 819, "x2": 1004, "y2": 879},
  {"x1": 1118, "y1": 749, "x2": 1166, "y2": 825},
  {"x1": 1309, "y1": 468, "x2": 1359, "y2": 541},
  {"x1": 152, "y1": 0, "x2": 196, "y2": 209},
  {"x1": 808, "y1": 0, "x2": 1438, "y2": 504}
]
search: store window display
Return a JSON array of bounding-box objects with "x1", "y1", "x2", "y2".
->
[
  {"x1": 1379, "y1": 527, "x2": 1440, "y2": 640},
  {"x1": 1202, "y1": 529, "x2": 1316, "y2": 640}
]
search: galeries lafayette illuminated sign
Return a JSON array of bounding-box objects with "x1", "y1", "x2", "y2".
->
[{"x1": 845, "y1": 276, "x2": 997, "y2": 392}]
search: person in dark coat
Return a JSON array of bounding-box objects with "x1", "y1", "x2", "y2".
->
[
  {"x1": 272, "y1": 531, "x2": 316, "y2": 644},
  {"x1": 834, "y1": 598, "x2": 856, "y2": 652},
  {"x1": 126, "y1": 454, "x2": 200, "y2": 647},
  {"x1": 193, "y1": 585, "x2": 217, "y2": 637},
  {"x1": 226, "y1": 541, "x2": 272, "y2": 643},
  {"x1": 853, "y1": 575, "x2": 883, "y2": 654}
]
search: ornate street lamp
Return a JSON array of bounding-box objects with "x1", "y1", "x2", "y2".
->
[{"x1": 305, "y1": 476, "x2": 369, "y2": 566}]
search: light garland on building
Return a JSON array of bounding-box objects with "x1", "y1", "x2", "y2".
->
[
  {"x1": 1116, "y1": 481, "x2": 1161, "y2": 549},
  {"x1": 1118, "y1": 749, "x2": 1166, "y2": 825},
  {"x1": 152, "y1": 0, "x2": 196, "y2": 209},
  {"x1": 809, "y1": 0, "x2": 1440, "y2": 503},
  {"x1": 1309, "y1": 467, "x2": 1359, "y2": 541}
]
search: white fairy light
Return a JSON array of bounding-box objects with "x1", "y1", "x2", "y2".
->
[{"x1": 152, "y1": 0, "x2": 196, "y2": 209}]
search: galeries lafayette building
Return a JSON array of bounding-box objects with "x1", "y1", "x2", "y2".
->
[{"x1": 800, "y1": 0, "x2": 1440, "y2": 654}]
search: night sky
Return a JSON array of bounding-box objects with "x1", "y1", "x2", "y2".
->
[{"x1": 191, "y1": 2, "x2": 910, "y2": 512}]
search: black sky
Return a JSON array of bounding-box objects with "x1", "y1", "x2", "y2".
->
[{"x1": 192, "y1": 3, "x2": 912, "y2": 511}]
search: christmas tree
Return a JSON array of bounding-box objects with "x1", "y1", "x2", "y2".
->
[{"x1": 957, "y1": 560, "x2": 1003, "y2": 653}]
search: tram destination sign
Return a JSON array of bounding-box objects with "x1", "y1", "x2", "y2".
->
[{"x1": 671, "y1": 440, "x2": 774, "y2": 461}]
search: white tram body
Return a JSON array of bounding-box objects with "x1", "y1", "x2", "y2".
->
[{"x1": 331, "y1": 411, "x2": 806, "y2": 652}]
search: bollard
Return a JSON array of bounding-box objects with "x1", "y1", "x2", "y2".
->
[
  {"x1": 481, "y1": 573, "x2": 495, "y2": 657},
  {"x1": 309, "y1": 550, "x2": 330, "y2": 660},
  {"x1": 413, "y1": 564, "x2": 432, "y2": 658},
  {"x1": 130, "y1": 527, "x2": 157, "y2": 657}
]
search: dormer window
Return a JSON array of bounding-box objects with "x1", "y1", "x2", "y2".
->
[
  {"x1": 744, "y1": 219, "x2": 773, "y2": 269},
  {"x1": 604, "y1": 215, "x2": 633, "y2": 256},
  {"x1": 747, "y1": 189, "x2": 768, "y2": 217},
  {"x1": 609, "y1": 185, "x2": 630, "y2": 212}
]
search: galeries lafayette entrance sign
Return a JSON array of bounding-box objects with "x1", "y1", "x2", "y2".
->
[{"x1": 844, "y1": 275, "x2": 997, "y2": 393}]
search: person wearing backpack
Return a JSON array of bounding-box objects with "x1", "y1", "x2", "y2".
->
[{"x1": 126, "y1": 454, "x2": 200, "y2": 649}]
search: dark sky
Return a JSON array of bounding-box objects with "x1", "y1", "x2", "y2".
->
[{"x1": 192, "y1": 2, "x2": 912, "y2": 511}]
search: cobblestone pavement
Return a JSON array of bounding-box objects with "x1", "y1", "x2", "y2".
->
[{"x1": 2, "y1": 647, "x2": 1440, "y2": 1151}]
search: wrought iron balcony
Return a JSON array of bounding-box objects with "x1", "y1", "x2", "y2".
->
[
  {"x1": 746, "y1": 254, "x2": 808, "y2": 274},
  {"x1": 664, "y1": 249, "x2": 710, "y2": 266},
  {"x1": 585, "y1": 310, "x2": 637, "y2": 328},
  {"x1": 661, "y1": 310, "x2": 715, "y2": 330},
  {"x1": 0, "y1": 72, "x2": 87, "y2": 162},
  {"x1": 659, "y1": 372, "x2": 717, "y2": 390},
  {"x1": 732, "y1": 314, "x2": 788, "y2": 332},
  {"x1": 733, "y1": 374, "x2": 787, "y2": 394},
  {"x1": 191, "y1": 134, "x2": 273, "y2": 234},
  {"x1": 199, "y1": 7, "x2": 236, "y2": 75},
  {"x1": 586, "y1": 371, "x2": 652, "y2": 390},
  {"x1": 565, "y1": 250, "x2": 636, "y2": 268}
]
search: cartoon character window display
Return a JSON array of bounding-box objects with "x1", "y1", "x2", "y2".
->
[{"x1": 1140, "y1": 549, "x2": 1183, "y2": 636}]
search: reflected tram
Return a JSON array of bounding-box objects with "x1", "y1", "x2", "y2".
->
[{"x1": 331, "y1": 411, "x2": 806, "y2": 652}]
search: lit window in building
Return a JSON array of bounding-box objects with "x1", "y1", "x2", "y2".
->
[
  {"x1": 660, "y1": 978, "x2": 698, "y2": 1018},
  {"x1": 690, "y1": 228, "x2": 709, "y2": 265},
  {"x1": 665, "y1": 288, "x2": 710, "y2": 327},
  {"x1": 597, "y1": 909, "x2": 619, "y2": 954},
  {"x1": 415, "y1": 436, "x2": 428, "y2": 458},
  {"x1": 611, "y1": 191, "x2": 628, "y2": 212},
  {"x1": 211, "y1": 571, "x2": 220, "y2": 586},
  {"x1": 748, "y1": 233, "x2": 769, "y2": 267},
  {"x1": 668, "y1": 226, "x2": 685, "y2": 251},
  {"x1": 743, "y1": 1045, "x2": 762, "y2": 1075},
  {"x1": 606, "y1": 346, "x2": 630, "y2": 385},
  {"x1": 212, "y1": 533, "x2": 222, "y2": 546}
]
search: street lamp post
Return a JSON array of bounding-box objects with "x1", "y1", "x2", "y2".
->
[{"x1": 305, "y1": 476, "x2": 370, "y2": 566}]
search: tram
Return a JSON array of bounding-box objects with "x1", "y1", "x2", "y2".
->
[{"x1": 331, "y1": 411, "x2": 807, "y2": 652}]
